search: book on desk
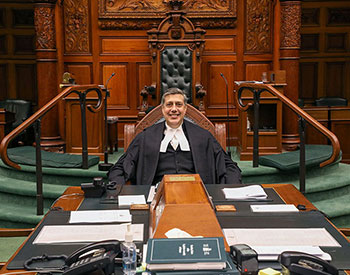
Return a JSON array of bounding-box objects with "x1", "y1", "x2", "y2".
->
[{"x1": 146, "y1": 237, "x2": 228, "y2": 271}]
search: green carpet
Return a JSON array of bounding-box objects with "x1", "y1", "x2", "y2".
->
[
  {"x1": 1, "y1": 146, "x2": 350, "y2": 231},
  {"x1": 7, "y1": 146, "x2": 100, "y2": 168}
]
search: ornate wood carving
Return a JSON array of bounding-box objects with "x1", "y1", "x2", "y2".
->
[
  {"x1": 245, "y1": 0, "x2": 271, "y2": 53},
  {"x1": 34, "y1": 6, "x2": 56, "y2": 50},
  {"x1": 63, "y1": 0, "x2": 90, "y2": 53},
  {"x1": 327, "y1": 8, "x2": 350, "y2": 26},
  {"x1": 98, "y1": 0, "x2": 236, "y2": 29},
  {"x1": 280, "y1": 1, "x2": 301, "y2": 49}
]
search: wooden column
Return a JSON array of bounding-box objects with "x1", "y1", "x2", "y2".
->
[
  {"x1": 34, "y1": 0, "x2": 64, "y2": 151},
  {"x1": 279, "y1": 0, "x2": 301, "y2": 150}
]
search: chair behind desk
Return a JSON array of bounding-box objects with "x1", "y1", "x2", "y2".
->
[{"x1": 124, "y1": 104, "x2": 226, "y2": 152}]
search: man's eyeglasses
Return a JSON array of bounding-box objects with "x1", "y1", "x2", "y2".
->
[{"x1": 164, "y1": 102, "x2": 184, "y2": 108}]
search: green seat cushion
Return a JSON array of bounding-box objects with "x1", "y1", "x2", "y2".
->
[
  {"x1": 0, "y1": 236, "x2": 28, "y2": 262},
  {"x1": 258, "y1": 145, "x2": 340, "y2": 172},
  {"x1": 7, "y1": 146, "x2": 100, "y2": 168}
]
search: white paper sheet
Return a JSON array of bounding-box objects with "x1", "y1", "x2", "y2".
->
[
  {"x1": 118, "y1": 195, "x2": 146, "y2": 207},
  {"x1": 69, "y1": 210, "x2": 131, "y2": 223},
  {"x1": 223, "y1": 228, "x2": 340, "y2": 247},
  {"x1": 250, "y1": 204, "x2": 299, "y2": 212},
  {"x1": 222, "y1": 185, "x2": 267, "y2": 200},
  {"x1": 33, "y1": 223, "x2": 144, "y2": 244},
  {"x1": 252, "y1": 246, "x2": 331, "y2": 261},
  {"x1": 147, "y1": 186, "x2": 156, "y2": 203}
]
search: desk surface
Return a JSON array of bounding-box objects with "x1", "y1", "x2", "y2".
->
[{"x1": 1, "y1": 184, "x2": 349, "y2": 274}]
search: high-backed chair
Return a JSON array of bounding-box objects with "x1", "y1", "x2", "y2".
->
[
  {"x1": 125, "y1": 104, "x2": 226, "y2": 152},
  {"x1": 139, "y1": 1, "x2": 206, "y2": 118}
]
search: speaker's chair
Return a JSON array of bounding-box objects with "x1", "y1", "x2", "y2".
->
[
  {"x1": 125, "y1": 104, "x2": 226, "y2": 152},
  {"x1": 139, "y1": 1, "x2": 206, "y2": 118}
]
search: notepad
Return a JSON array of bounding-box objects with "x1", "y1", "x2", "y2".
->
[
  {"x1": 69, "y1": 210, "x2": 132, "y2": 223},
  {"x1": 250, "y1": 204, "x2": 299, "y2": 213},
  {"x1": 118, "y1": 195, "x2": 146, "y2": 207},
  {"x1": 222, "y1": 185, "x2": 267, "y2": 200}
]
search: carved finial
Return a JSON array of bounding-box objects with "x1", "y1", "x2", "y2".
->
[{"x1": 169, "y1": 0, "x2": 184, "y2": 11}]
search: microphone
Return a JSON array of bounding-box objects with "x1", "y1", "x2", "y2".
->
[
  {"x1": 220, "y1": 73, "x2": 231, "y2": 157},
  {"x1": 99, "y1": 72, "x2": 116, "y2": 171}
]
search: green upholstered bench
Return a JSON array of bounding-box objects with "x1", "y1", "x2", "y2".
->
[{"x1": 259, "y1": 145, "x2": 341, "y2": 172}]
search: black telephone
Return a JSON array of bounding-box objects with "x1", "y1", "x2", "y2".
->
[
  {"x1": 278, "y1": 251, "x2": 338, "y2": 275},
  {"x1": 63, "y1": 240, "x2": 121, "y2": 275}
]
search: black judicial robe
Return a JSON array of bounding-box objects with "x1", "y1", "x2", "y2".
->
[{"x1": 108, "y1": 120, "x2": 242, "y2": 185}]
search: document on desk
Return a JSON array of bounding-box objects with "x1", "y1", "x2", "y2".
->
[
  {"x1": 223, "y1": 228, "x2": 341, "y2": 247},
  {"x1": 222, "y1": 185, "x2": 267, "y2": 200},
  {"x1": 69, "y1": 210, "x2": 132, "y2": 223},
  {"x1": 250, "y1": 204, "x2": 299, "y2": 212},
  {"x1": 118, "y1": 195, "x2": 146, "y2": 207},
  {"x1": 33, "y1": 223, "x2": 144, "y2": 244}
]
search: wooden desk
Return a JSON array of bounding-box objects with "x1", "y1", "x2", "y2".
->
[
  {"x1": 0, "y1": 108, "x2": 15, "y2": 141},
  {"x1": 1, "y1": 184, "x2": 349, "y2": 274},
  {"x1": 303, "y1": 106, "x2": 350, "y2": 163}
]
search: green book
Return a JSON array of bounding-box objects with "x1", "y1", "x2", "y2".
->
[{"x1": 146, "y1": 237, "x2": 227, "y2": 271}]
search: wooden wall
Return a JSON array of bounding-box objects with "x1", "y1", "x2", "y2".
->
[
  {"x1": 0, "y1": 1, "x2": 36, "y2": 105},
  {"x1": 55, "y1": 0, "x2": 276, "y2": 147},
  {"x1": 300, "y1": 0, "x2": 350, "y2": 105}
]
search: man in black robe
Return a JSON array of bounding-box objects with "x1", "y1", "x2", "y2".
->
[{"x1": 108, "y1": 88, "x2": 241, "y2": 185}]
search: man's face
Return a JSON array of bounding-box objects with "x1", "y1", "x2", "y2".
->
[{"x1": 162, "y1": 94, "x2": 187, "y2": 129}]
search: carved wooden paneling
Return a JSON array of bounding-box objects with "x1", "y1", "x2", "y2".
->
[
  {"x1": 102, "y1": 64, "x2": 129, "y2": 108},
  {"x1": 0, "y1": 35, "x2": 6, "y2": 54},
  {"x1": 325, "y1": 62, "x2": 345, "y2": 98},
  {"x1": 34, "y1": 5, "x2": 56, "y2": 50},
  {"x1": 63, "y1": 0, "x2": 90, "y2": 54},
  {"x1": 299, "y1": 62, "x2": 318, "y2": 100},
  {"x1": 327, "y1": 8, "x2": 350, "y2": 26},
  {"x1": 101, "y1": 38, "x2": 148, "y2": 54},
  {"x1": 0, "y1": 8, "x2": 4, "y2": 27},
  {"x1": 301, "y1": 33, "x2": 319, "y2": 52},
  {"x1": 66, "y1": 64, "x2": 92, "y2": 84},
  {"x1": 206, "y1": 62, "x2": 235, "y2": 111},
  {"x1": 98, "y1": 0, "x2": 237, "y2": 29},
  {"x1": 12, "y1": 9, "x2": 34, "y2": 27},
  {"x1": 0, "y1": 65, "x2": 7, "y2": 100},
  {"x1": 281, "y1": 1, "x2": 301, "y2": 49},
  {"x1": 245, "y1": 63, "x2": 271, "y2": 82},
  {"x1": 301, "y1": 1, "x2": 350, "y2": 103},
  {"x1": 326, "y1": 33, "x2": 347, "y2": 52},
  {"x1": 14, "y1": 35, "x2": 35, "y2": 54},
  {"x1": 204, "y1": 37, "x2": 236, "y2": 53},
  {"x1": 301, "y1": 8, "x2": 319, "y2": 26},
  {"x1": 245, "y1": 0, "x2": 272, "y2": 53},
  {"x1": 15, "y1": 64, "x2": 37, "y2": 103},
  {"x1": 137, "y1": 63, "x2": 152, "y2": 107}
]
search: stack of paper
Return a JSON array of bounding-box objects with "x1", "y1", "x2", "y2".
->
[
  {"x1": 118, "y1": 195, "x2": 146, "y2": 207},
  {"x1": 250, "y1": 204, "x2": 299, "y2": 213},
  {"x1": 222, "y1": 185, "x2": 267, "y2": 200}
]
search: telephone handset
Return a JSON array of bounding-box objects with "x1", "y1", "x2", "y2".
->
[
  {"x1": 278, "y1": 251, "x2": 338, "y2": 275},
  {"x1": 63, "y1": 240, "x2": 121, "y2": 275}
]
